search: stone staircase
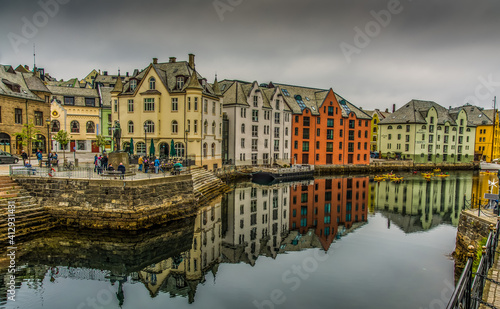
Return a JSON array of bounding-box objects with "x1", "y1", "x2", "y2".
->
[
  {"x1": 0, "y1": 176, "x2": 52, "y2": 242},
  {"x1": 190, "y1": 166, "x2": 230, "y2": 204}
]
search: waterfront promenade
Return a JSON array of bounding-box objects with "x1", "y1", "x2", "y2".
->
[{"x1": 477, "y1": 209, "x2": 500, "y2": 309}]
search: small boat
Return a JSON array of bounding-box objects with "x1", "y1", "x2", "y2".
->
[
  {"x1": 436, "y1": 174, "x2": 449, "y2": 178},
  {"x1": 251, "y1": 165, "x2": 314, "y2": 184},
  {"x1": 391, "y1": 176, "x2": 404, "y2": 183},
  {"x1": 480, "y1": 161, "x2": 500, "y2": 171},
  {"x1": 433, "y1": 168, "x2": 441, "y2": 173},
  {"x1": 373, "y1": 176, "x2": 386, "y2": 182}
]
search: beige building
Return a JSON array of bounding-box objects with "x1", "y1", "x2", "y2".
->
[
  {"x1": 111, "y1": 54, "x2": 223, "y2": 170},
  {"x1": 48, "y1": 85, "x2": 101, "y2": 153}
]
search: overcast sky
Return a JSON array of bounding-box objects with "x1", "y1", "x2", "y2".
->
[{"x1": 1, "y1": 0, "x2": 500, "y2": 111}]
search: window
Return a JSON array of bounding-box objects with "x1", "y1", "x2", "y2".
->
[
  {"x1": 130, "y1": 79, "x2": 137, "y2": 91},
  {"x1": 302, "y1": 141, "x2": 309, "y2": 151},
  {"x1": 149, "y1": 77, "x2": 155, "y2": 90},
  {"x1": 34, "y1": 111, "x2": 43, "y2": 126},
  {"x1": 211, "y1": 143, "x2": 216, "y2": 157},
  {"x1": 128, "y1": 99, "x2": 134, "y2": 112},
  {"x1": 128, "y1": 121, "x2": 134, "y2": 133},
  {"x1": 253, "y1": 95, "x2": 258, "y2": 107},
  {"x1": 204, "y1": 99, "x2": 208, "y2": 113},
  {"x1": 194, "y1": 120, "x2": 198, "y2": 133},
  {"x1": 70, "y1": 120, "x2": 80, "y2": 133},
  {"x1": 212, "y1": 101, "x2": 216, "y2": 114},
  {"x1": 349, "y1": 120, "x2": 355, "y2": 128},
  {"x1": 303, "y1": 128, "x2": 309, "y2": 139},
  {"x1": 328, "y1": 106, "x2": 334, "y2": 116},
  {"x1": 114, "y1": 100, "x2": 118, "y2": 112},
  {"x1": 86, "y1": 121, "x2": 95, "y2": 133},
  {"x1": 252, "y1": 139, "x2": 258, "y2": 151},
  {"x1": 303, "y1": 117, "x2": 310, "y2": 127},
  {"x1": 327, "y1": 129, "x2": 334, "y2": 140},
  {"x1": 241, "y1": 108, "x2": 246, "y2": 118},
  {"x1": 136, "y1": 142, "x2": 146, "y2": 154},
  {"x1": 274, "y1": 112, "x2": 280, "y2": 124},
  {"x1": 274, "y1": 127, "x2": 280, "y2": 138},
  {"x1": 326, "y1": 142, "x2": 333, "y2": 152},
  {"x1": 252, "y1": 110, "x2": 259, "y2": 122},
  {"x1": 64, "y1": 96, "x2": 74, "y2": 105},
  {"x1": 14, "y1": 109, "x2": 22, "y2": 124},
  {"x1": 176, "y1": 76, "x2": 184, "y2": 89},
  {"x1": 51, "y1": 120, "x2": 60, "y2": 132},
  {"x1": 327, "y1": 119, "x2": 334, "y2": 127},
  {"x1": 241, "y1": 138, "x2": 245, "y2": 148},
  {"x1": 212, "y1": 121, "x2": 216, "y2": 135},
  {"x1": 204, "y1": 120, "x2": 208, "y2": 134},
  {"x1": 194, "y1": 97, "x2": 198, "y2": 111},
  {"x1": 241, "y1": 124, "x2": 245, "y2": 134},
  {"x1": 85, "y1": 98, "x2": 95, "y2": 107},
  {"x1": 144, "y1": 120, "x2": 155, "y2": 133},
  {"x1": 170, "y1": 120, "x2": 178, "y2": 134},
  {"x1": 203, "y1": 143, "x2": 208, "y2": 157},
  {"x1": 252, "y1": 125, "x2": 258, "y2": 137},
  {"x1": 144, "y1": 98, "x2": 155, "y2": 111},
  {"x1": 172, "y1": 98, "x2": 178, "y2": 111}
]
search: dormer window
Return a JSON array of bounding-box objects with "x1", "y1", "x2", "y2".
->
[
  {"x1": 130, "y1": 79, "x2": 137, "y2": 92},
  {"x1": 149, "y1": 77, "x2": 156, "y2": 90},
  {"x1": 176, "y1": 76, "x2": 184, "y2": 89},
  {"x1": 2, "y1": 79, "x2": 21, "y2": 93}
]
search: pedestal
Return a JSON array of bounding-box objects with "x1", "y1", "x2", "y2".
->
[{"x1": 108, "y1": 152, "x2": 130, "y2": 172}]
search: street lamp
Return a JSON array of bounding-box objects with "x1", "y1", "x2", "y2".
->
[
  {"x1": 184, "y1": 129, "x2": 189, "y2": 171},
  {"x1": 144, "y1": 123, "x2": 148, "y2": 157},
  {"x1": 46, "y1": 118, "x2": 51, "y2": 169}
]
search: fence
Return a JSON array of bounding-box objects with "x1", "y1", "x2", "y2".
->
[
  {"x1": 446, "y1": 219, "x2": 500, "y2": 309},
  {"x1": 9, "y1": 164, "x2": 187, "y2": 180}
]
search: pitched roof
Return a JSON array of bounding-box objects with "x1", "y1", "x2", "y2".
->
[
  {"x1": 47, "y1": 85, "x2": 99, "y2": 97},
  {"x1": 219, "y1": 80, "x2": 251, "y2": 106},
  {"x1": 448, "y1": 104, "x2": 493, "y2": 126},
  {"x1": 0, "y1": 65, "x2": 44, "y2": 101},
  {"x1": 379, "y1": 99, "x2": 457, "y2": 125},
  {"x1": 22, "y1": 73, "x2": 50, "y2": 93},
  {"x1": 273, "y1": 82, "x2": 328, "y2": 115}
]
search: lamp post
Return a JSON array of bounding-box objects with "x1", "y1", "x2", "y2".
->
[
  {"x1": 184, "y1": 129, "x2": 189, "y2": 171},
  {"x1": 46, "y1": 118, "x2": 51, "y2": 169},
  {"x1": 144, "y1": 123, "x2": 148, "y2": 157}
]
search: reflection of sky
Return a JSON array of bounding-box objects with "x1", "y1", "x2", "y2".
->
[{"x1": 6, "y1": 215, "x2": 457, "y2": 309}]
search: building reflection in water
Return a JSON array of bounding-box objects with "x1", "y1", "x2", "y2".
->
[
  {"x1": 137, "y1": 196, "x2": 222, "y2": 303},
  {"x1": 371, "y1": 173, "x2": 473, "y2": 231}
]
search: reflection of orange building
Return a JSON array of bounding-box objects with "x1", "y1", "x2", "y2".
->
[{"x1": 289, "y1": 177, "x2": 369, "y2": 249}]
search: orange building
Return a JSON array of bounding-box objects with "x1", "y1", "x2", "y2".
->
[
  {"x1": 274, "y1": 84, "x2": 371, "y2": 165},
  {"x1": 289, "y1": 177, "x2": 369, "y2": 250}
]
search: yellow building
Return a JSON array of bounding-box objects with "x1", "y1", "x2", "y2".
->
[
  {"x1": 453, "y1": 105, "x2": 500, "y2": 162},
  {"x1": 48, "y1": 86, "x2": 101, "y2": 153},
  {"x1": 366, "y1": 109, "x2": 390, "y2": 152},
  {"x1": 111, "y1": 54, "x2": 223, "y2": 170}
]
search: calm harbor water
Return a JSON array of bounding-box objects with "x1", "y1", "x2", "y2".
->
[{"x1": 0, "y1": 171, "x2": 492, "y2": 309}]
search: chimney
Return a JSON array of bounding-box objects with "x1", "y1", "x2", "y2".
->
[
  {"x1": 188, "y1": 54, "x2": 195, "y2": 69},
  {"x1": 169, "y1": 57, "x2": 176, "y2": 63},
  {"x1": 385, "y1": 108, "x2": 389, "y2": 113},
  {"x1": 153, "y1": 57, "x2": 158, "y2": 64},
  {"x1": 392, "y1": 104, "x2": 396, "y2": 113},
  {"x1": 103, "y1": 71, "x2": 108, "y2": 76},
  {"x1": 126, "y1": 72, "x2": 129, "y2": 77}
]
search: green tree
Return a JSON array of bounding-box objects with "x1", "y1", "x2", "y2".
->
[
  {"x1": 92, "y1": 134, "x2": 107, "y2": 154},
  {"x1": 53, "y1": 130, "x2": 71, "y2": 161},
  {"x1": 13, "y1": 121, "x2": 41, "y2": 164}
]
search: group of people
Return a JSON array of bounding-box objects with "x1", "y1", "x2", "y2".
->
[
  {"x1": 21, "y1": 149, "x2": 58, "y2": 167},
  {"x1": 94, "y1": 154, "x2": 126, "y2": 178},
  {"x1": 137, "y1": 156, "x2": 183, "y2": 174}
]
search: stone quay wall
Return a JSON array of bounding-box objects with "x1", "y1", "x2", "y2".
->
[
  {"x1": 315, "y1": 162, "x2": 476, "y2": 175},
  {"x1": 15, "y1": 176, "x2": 197, "y2": 230},
  {"x1": 453, "y1": 210, "x2": 497, "y2": 276}
]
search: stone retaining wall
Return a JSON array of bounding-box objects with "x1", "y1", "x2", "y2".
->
[
  {"x1": 15, "y1": 176, "x2": 197, "y2": 230},
  {"x1": 315, "y1": 162, "x2": 476, "y2": 175}
]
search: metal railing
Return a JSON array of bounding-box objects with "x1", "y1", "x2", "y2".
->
[{"x1": 446, "y1": 218, "x2": 500, "y2": 309}]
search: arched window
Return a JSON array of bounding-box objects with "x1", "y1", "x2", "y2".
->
[
  {"x1": 149, "y1": 77, "x2": 155, "y2": 90},
  {"x1": 172, "y1": 120, "x2": 178, "y2": 134},
  {"x1": 70, "y1": 120, "x2": 79, "y2": 133},
  {"x1": 136, "y1": 142, "x2": 146, "y2": 154},
  {"x1": 203, "y1": 143, "x2": 208, "y2": 158},
  {"x1": 212, "y1": 121, "x2": 216, "y2": 134},
  {"x1": 396, "y1": 125, "x2": 402, "y2": 129},
  {"x1": 211, "y1": 143, "x2": 216, "y2": 157},
  {"x1": 175, "y1": 142, "x2": 185, "y2": 157},
  {"x1": 241, "y1": 124, "x2": 245, "y2": 134},
  {"x1": 388, "y1": 126, "x2": 393, "y2": 130},
  {"x1": 187, "y1": 120, "x2": 191, "y2": 132},
  {"x1": 86, "y1": 121, "x2": 95, "y2": 133},
  {"x1": 128, "y1": 121, "x2": 134, "y2": 133},
  {"x1": 204, "y1": 120, "x2": 208, "y2": 134},
  {"x1": 144, "y1": 120, "x2": 155, "y2": 133},
  {"x1": 51, "y1": 120, "x2": 60, "y2": 133}
]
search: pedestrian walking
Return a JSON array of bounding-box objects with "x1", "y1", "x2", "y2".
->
[
  {"x1": 21, "y1": 150, "x2": 28, "y2": 165},
  {"x1": 36, "y1": 149, "x2": 43, "y2": 167},
  {"x1": 138, "y1": 156, "x2": 143, "y2": 171},
  {"x1": 154, "y1": 157, "x2": 160, "y2": 174}
]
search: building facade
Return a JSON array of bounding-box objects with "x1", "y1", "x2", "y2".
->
[
  {"x1": 0, "y1": 65, "x2": 51, "y2": 154},
  {"x1": 378, "y1": 100, "x2": 475, "y2": 163},
  {"x1": 366, "y1": 109, "x2": 391, "y2": 152},
  {"x1": 48, "y1": 85, "x2": 101, "y2": 153},
  {"x1": 111, "y1": 54, "x2": 223, "y2": 170},
  {"x1": 219, "y1": 80, "x2": 293, "y2": 166}
]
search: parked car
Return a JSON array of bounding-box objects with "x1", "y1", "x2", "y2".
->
[
  {"x1": 370, "y1": 151, "x2": 379, "y2": 159},
  {"x1": 0, "y1": 151, "x2": 19, "y2": 164}
]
